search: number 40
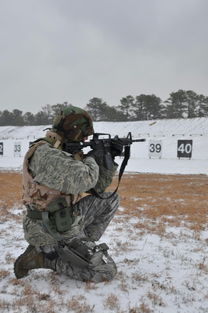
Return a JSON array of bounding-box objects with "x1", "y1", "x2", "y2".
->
[{"x1": 178, "y1": 143, "x2": 192, "y2": 154}]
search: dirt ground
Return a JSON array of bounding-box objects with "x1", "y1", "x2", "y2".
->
[{"x1": 0, "y1": 171, "x2": 207, "y2": 231}]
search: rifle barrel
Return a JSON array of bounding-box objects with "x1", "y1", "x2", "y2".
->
[{"x1": 132, "y1": 138, "x2": 146, "y2": 142}]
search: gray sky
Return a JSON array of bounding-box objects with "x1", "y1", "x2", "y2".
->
[{"x1": 0, "y1": 0, "x2": 207, "y2": 113}]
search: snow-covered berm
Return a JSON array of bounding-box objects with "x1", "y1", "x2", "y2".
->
[{"x1": 0, "y1": 118, "x2": 207, "y2": 174}]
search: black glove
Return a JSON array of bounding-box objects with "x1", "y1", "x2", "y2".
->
[
  {"x1": 87, "y1": 148, "x2": 114, "y2": 170},
  {"x1": 86, "y1": 148, "x2": 105, "y2": 165},
  {"x1": 110, "y1": 138, "x2": 123, "y2": 157}
]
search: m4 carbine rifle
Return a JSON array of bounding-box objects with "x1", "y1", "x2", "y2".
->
[
  {"x1": 64, "y1": 132, "x2": 145, "y2": 169},
  {"x1": 64, "y1": 131, "x2": 145, "y2": 170},
  {"x1": 65, "y1": 131, "x2": 145, "y2": 198}
]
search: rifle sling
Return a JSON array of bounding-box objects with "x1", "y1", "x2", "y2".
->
[{"x1": 91, "y1": 145, "x2": 131, "y2": 200}]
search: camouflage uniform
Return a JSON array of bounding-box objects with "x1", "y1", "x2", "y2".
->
[{"x1": 22, "y1": 142, "x2": 119, "y2": 282}]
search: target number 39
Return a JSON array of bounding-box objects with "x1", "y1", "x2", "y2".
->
[
  {"x1": 149, "y1": 143, "x2": 162, "y2": 153},
  {"x1": 149, "y1": 140, "x2": 162, "y2": 158},
  {"x1": 177, "y1": 140, "x2": 193, "y2": 159}
]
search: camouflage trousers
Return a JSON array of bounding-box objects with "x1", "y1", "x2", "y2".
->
[{"x1": 23, "y1": 192, "x2": 119, "y2": 282}]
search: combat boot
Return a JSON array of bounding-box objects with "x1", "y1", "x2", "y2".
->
[{"x1": 14, "y1": 245, "x2": 46, "y2": 279}]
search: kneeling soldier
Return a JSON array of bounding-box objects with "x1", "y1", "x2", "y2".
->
[{"x1": 14, "y1": 105, "x2": 121, "y2": 282}]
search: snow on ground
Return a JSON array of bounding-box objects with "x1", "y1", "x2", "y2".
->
[{"x1": 1, "y1": 207, "x2": 208, "y2": 313}]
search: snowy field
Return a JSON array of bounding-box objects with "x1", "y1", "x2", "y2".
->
[
  {"x1": 0, "y1": 118, "x2": 208, "y2": 313},
  {"x1": 1, "y1": 204, "x2": 208, "y2": 313}
]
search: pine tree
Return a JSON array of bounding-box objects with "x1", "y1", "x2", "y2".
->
[
  {"x1": 0, "y1": 110, "x2": 14, "y2": 125},
  {"x1": 197, "y1": 95, "x2": 208, "y2": 117},
  {"x1": 12, "y1": 109, "x2": 24, "y2": 126},
  {"x1": 166, "y1": 90, "x2": 188, "y2": 118},
  {"x1": 23, "y1": 112, "x2": 36, "y2": 125},
  {"x1": 117, "y1": 95, "x2": 135, "y2": 120},
  {"x1": 133, "y1": 94, "x2": 162, "y2": 120},
  {"x1": 85, "y1": 98, "x2": 107, "y2": 121}
]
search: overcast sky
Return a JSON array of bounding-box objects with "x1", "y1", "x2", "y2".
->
[{"x1": 0, "y1": 0, "x2": 207, "y2": 113}]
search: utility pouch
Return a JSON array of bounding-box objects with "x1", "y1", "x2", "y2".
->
[{"x1": 47, "y1": 197, "x2": 74, "y2": 233}]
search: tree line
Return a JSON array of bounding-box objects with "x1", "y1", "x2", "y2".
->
[{"x1": 0, "y1": 89, "x2": 208, "y2": 126}]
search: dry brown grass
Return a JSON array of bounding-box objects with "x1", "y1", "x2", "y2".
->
[
  {"x1": 104, "y1": 293, "x2": 120, "y2": 310},
  {"x1": 109, "y1": 173, "x2": 208, "y2": 229},
  {"x1": 138, "y1": 302, "x2": 153, "y2": 313},
  {"x1": 1, "y1": 171, "x2": 207, "y2": 230},
  {"x1": 0, "y1": 269, "x2": 10, "y2": 279},
  {"x1": 0, "y1": 172, "x2": 22, "y2": 208},
  {"x1": 67, "y1": 295, "x2": 95, "y2": 313}
]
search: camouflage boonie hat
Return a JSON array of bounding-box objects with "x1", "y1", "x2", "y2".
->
[{"x1": 52, "y1": 105, "x2": 94, "y2": 141}]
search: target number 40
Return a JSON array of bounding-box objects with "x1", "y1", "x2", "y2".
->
[{"x1": 177, "y1": 140, "x2": 193, "y2": 159}]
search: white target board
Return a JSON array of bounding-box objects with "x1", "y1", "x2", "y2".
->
[
  {"x1": 14, "y1": 142, "x2": 22, "y2": 157},
  {"x1": 149, "y1": 140, "x2": 162, "y2": 159}
]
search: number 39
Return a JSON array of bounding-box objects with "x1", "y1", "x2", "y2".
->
[{"x1": 149, "y1": 143, "x2": 161, "y2": 153}]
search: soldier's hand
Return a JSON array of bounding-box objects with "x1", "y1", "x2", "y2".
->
[
  {"x1": 86, "y1": 149, "x2": 105, "y2": 165},
  {"x1": 110, "y1": 138, "x2": 123, "y2": 157},
  {"x1": 87, "y1": 148, "x2": 115, "y2": 170}
]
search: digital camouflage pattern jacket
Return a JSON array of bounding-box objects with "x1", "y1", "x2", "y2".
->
[
  {"x1": 23, "y1": 140, "x2": 117, "y2": 210},
  {"x1": 22, "y1": 140, "x2": 118, "y2": 247}
]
